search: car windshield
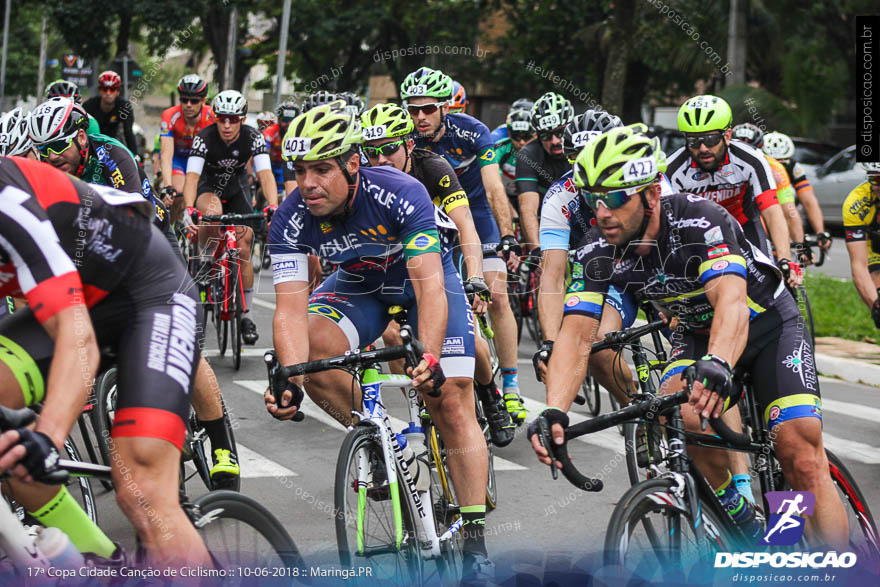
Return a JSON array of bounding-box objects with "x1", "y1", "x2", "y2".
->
[
  {"x1": 794, "y1": 141, "x2": 842, "y2": 166},
  {"x1": 824, "y1": 147, "x2": 856, "y2": 174}
]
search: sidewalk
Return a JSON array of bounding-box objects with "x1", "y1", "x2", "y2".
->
[{"x1": 815, "y1": 337, "x2": 880, "y2": 387}]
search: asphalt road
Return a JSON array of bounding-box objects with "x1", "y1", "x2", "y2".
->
[{"x1": 70, "y1": 265, "x2": 880, "y2": 582}]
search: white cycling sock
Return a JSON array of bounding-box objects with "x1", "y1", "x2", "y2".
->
[{"x1": 244, "y1": 288, "x2": 254, "y2": 313}]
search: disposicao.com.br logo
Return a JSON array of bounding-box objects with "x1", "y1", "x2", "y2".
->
[{"x1": 714, "y1": 491, "x2": 858, "y2": 569}]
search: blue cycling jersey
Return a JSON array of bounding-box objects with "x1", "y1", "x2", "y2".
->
[{"x1": 490, "y1": 124, "x2": 508, "y2": 144}]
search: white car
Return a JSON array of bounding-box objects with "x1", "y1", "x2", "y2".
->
[{"x1": 809, "y1": 145, "x2": 862, "y2": 227}]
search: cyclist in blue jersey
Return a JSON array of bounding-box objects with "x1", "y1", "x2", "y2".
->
[
  {"x1": 490, "y1": 97, "x2": 534, "y2": 144},
  {"x1": 266, "y1": 101, "x2": 496, "y2": 582},
  {"x1": 401, "y1": 66, "x2": 527, "y2": 424}
]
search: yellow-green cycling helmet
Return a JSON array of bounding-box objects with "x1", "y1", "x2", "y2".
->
[
  {"x1": 573, "y1": 123, "x2": 666, "y2": 192},
  {"x1": 282, "y1": 100, "x2": 362, "y2": 162},
  {"x1": 360, "y1": 103, "x2": 414, "y2": 140},
  {"x1": 677, "y1": 95, "x2": 732, "y2": 133}
]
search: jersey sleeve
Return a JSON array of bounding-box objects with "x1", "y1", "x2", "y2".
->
[
  {"x1": 515, "y1": 146, "x2": 541, "y2": 195},
  {"x1": 539, "y1": 180, "x2": 572, "y2": 251},
  {"x1": 746, "y1": 148, "x2": 778, "y2": 211},
  {"x1": 790, "y1": 162, "x2": 811, "y2": 194},
  {"x1": 95, "y1": 141, "x2": 141, "y2": 195},
  {"x1": 768, "y1": 157, "x2": 795, "y2": 205},
  {"x1": 159, "y1": 107, "x2": 175, "y2": 138},
  {"x1": 186, "y1": 133, "x2": 208, "y2": 175},
  {"x1": 425, "y1": 155, "x2": 468, "y2": 214},
  {"x1": 268, "y1": 197, "x2": 311, "y2": 283},
  {"x1": 396, "y1": 181, "x2": 442, "y2": 259},
  {"x1": 843, "y1": 183, "x2": 873, "y2": 243},
  {"x1": 0, "y1": 186, "x2": 83, "y2": 322},
  {"x1": 470, "y1": 119, "x2": 498, "y2": 169}
]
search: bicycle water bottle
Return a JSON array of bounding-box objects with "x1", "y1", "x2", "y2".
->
[
  {"x1": 34, "y1": 527, "x2": 83, "y2": 570},
  {"x1": 397, "y1": 432, "x2": 430, "y2": 492}
]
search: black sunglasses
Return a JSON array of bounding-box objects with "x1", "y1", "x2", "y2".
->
[
  {"x1": 363, "y1": 140, "x2": 406, "y2": 159},
  {"x1": 539, "y1": 129, "x2": 564, "y2": 142},
  {"x1": 180, "y1": 97, "x2": 203, "y2": 105},
  {"x1": 686, "y1": 133, "x2": 724, "y2": 149},
  {"x1": 511, "y1": 132, "x2": 533, "y2": 142}
]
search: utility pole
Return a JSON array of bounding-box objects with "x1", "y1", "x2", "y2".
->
[
  {"x1": 726, "y1": 0, "x2": 748, "y2": 86},
  {"x1": 224, "y1": 7, "x2": 238, "y2": 89},
  {"x1": 0, "y1": 0, "x2": 11, "y2": 110},
  {"x1": 37, "y1": 16, "x2": 48, "y2": 98},
  {"x1": 274, "y1": 0, "x2": 292, "y2": 106}
]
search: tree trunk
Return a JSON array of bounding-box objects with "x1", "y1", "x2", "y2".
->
[
  {"x1": 204, "y1": 6, "x2": 229, "y2": 88},
  {"x1": 600, "y1": 0, "x2": 635, "y2": 117},
  {"x1": 115, "y1": 9, "x2": 132, "y2": 56}
]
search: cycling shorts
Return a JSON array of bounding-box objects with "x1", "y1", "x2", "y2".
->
[
  {"x1": 172, "y1": 153, "x2": 189, "y2": 176},
  {"x1": 271, "y1": 162, "x2": 285, "y2": 193},
  {"x1": 308, "y1": 257, "x2": 475, "y2": 378},
  {"x1": 659, "y1": 293, "x2": 820, "y2": 432},
  {"x1": 197, "y1": 172, "x2": 261, "y2": 231},
  {"x1": 0, "y1": 225, "x2": 203, "y2": 450}
]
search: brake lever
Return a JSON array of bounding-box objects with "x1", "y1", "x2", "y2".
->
[
  {"x1": 682, "y1": 367, "x2": 710, "y2": 431},
  {"x1": 536, "y1": 417, "x2": 558, "y2": 480}
]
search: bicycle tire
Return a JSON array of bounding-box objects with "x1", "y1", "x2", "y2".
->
[
  {"x1": 473, "y1": 397, "x2": 497, "y2": 511},
  {"x1": 186, "y1": 411, "x2": 214, "y2": 491},
  {"x1": 189, "y1": 490, "x2": 304, "y2": 571},
  {"x1": 64, "y1": 436, "x2": 98, "y2": 524},
  {"x1": 251, "y1": 231, "x2": 264, "y2": 276},
  {"x1": 79, "y1": 400, "x2": 114, "y2": 492},
  {"x1": 335, "y1": 425, "x2": 423, "y2": 583},
  {"x1": 604, "y1": 477, "x2": 736, "y2": 574},
  {"x1": 506, "y1": 282, "x2": 523, "y2": 344},
  {"x1": 214, "y1": 273, "x2": 228, "y2": 357},
  {"x1": 582, "y1": 371, "x2": 601, "y2": 417},
  {"x1": 824, "y1": 450, "x2": 880, "y2": 562},
  {"x1": 427, "y1": 423, "x2": 464, "y2": 583},
  {"x1": 92, "y1": 367, "x2": 118, "y2": 490},
  {"x1": 229, "y1": 252, "x2": 242, "y2": 371},
  {"x1": 608, "y1": 392, "x2": 625, "y2": 436}
]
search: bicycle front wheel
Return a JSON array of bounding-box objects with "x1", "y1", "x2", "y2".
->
[
  {"x1": 604, "y1": 477, "x2": 736, "y2": 577},
  {"x1": 229, "y1": 252, "x2": 242, "y2": 371},
  {"x1": 189, "y1": 490, "x2": 304, "y2": 571},
  {"x1": 582, "y1": 370, "x2": 601, "y2": 417},
  {"x1": 335, "y1": 425, "x2": 422, "y2": 583}
]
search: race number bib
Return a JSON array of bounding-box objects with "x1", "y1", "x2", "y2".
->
[
  {"x1": 538, "y1": 114, "x2": 560, "y2": 129},
  {"x1": 510, "y1": 121, "x2": 530, "y2": 132},
  {"x1": 362, "y1": 126, "x2": 387, "y2": 140},
  {"x1": 283, "y1": 137, "x2": 312, "y2": 158},
  {"x1": 408, "y1": 85, "x2": 428, "y2": 96},
  {"x1": 571, "y1": 130, "x2": 600, "y2": 148},
  {"x1": 622, "y1": 157, "x2": 657, "y2": 183}
]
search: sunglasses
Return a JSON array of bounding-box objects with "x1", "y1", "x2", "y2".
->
[
  {"x1": 539, "y1": 129, "x2": 564, "y2": 142},
  {"x1": 38, "y1": 136, "x2": 75, "y2": 158},
  {"x1": 363, "y1": 140, "x2": 406, "y2": 159},
  {"x1": 98, "y1": 87, "x2": 119, "y2": 93},
  {"x1": 868, "y1": 176, "x2": 880, "y2": 186},
  {"x1": 406, "y1": 102, "x2": 446, "y2": 116},
  {"x1": 217, "y1": 115, "x2": 241, "y2": 125},
  {"x1": 580, "y1": 183, "x2": 651, "y2": 211},
  {"x1": 511, "y1": 132, "x2": 533, "y2": 142},
  {"x1": 685, "y1": 133, "x2": 724, "y2": 149},
  {"x1": 180, "y1": 97, "x2": 203, "y2": 105}
]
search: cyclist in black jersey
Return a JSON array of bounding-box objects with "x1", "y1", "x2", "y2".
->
[
  {"x1": 82, "y1": 70, "x2": 138, "y2": 155},
  {"x1": 530, "y1": 124, "x2": 850, "y2": 549},
  {"x1": 183, "y1": 90, "x2": 278, "y2": 345},
  {"x1": 516, "y1": 92, "x2": 574, "y2": 252},
  {"x1": 361, "y1": 103, "x2": 516, "y2": 446},
  {"x1": 29, "y1": 98, "x2": 241, "y2": 489}
]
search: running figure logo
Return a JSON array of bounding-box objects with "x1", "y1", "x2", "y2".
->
[{"x1": 761, "y1": 491, "x2": 816, "y2": 545}]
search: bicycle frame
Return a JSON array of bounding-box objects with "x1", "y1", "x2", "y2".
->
[{"x1": 349, "y1": 367, "x2": 461, "y2": 560}]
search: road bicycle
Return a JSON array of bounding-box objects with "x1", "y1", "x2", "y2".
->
[
  {"x1": 0, "y1": 405, "x2": 301, "y2": 579},
  {"x1": 533, "y1": 325, "x2": 880, "y2": 577},
  {"x1": 265, "y1": 325, "x2": 464, "y2": 584}
]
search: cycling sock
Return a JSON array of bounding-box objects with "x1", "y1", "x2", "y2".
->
[
  {"x1": 460, "y1": 504, "x2": 487, "y2": 556},
  {"x1": 733, "y1": 474, "x2": 755, "y2": 504},
  {"x1": 500, "y1": 368, "x2": 518, "y2": 392},
  {"x1": 30, "y1": 486, "x2": 116, "y2": 557},
  {"x1": 243, "y1": 288, "x2": 254, "y2": 313},
  {"x1": 474, "y1": 381, "x2": 500, "y2": 403},
  {"x1": 202, "y1": 416, "x2": 235, "y2": 454}
]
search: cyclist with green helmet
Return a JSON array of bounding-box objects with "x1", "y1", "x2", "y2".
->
[
  {"x1": 361, "y1": 102, "x2": 516, "y2": 446},
  {"x1": 667, "y1": 95, "x2": 802, "y2": 288},
  {"x1": 267, "y1": 101, "x2": 495, "y2": 582},
  {"x1": 531, "y1": 123, "x2": 849, "y2": 548},
  {"x1": 401, "y1": 66, "x2": 526, "y2": 425}
]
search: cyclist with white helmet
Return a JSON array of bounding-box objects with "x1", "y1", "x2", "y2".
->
[
  {"x1": 183, "y1": 90, "x2": 278, "y2": 345},
  {"x1": 843, "y1": 162, "x2": 880, "y2": 329},
  {"x1": 0, "y1": 108, "x2": 38, "y2": 158}
]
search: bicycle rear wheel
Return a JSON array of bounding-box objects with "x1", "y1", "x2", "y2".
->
[
  {"x1": 189, "y1": 490, "x2": 304, "y2": 571},
  {"x1": 63, "y1": 436, "x2": 98, "y2": 523},
  {"x1": 825, "y1": 450, "x2": 880, "y2": 566},
  {"x1": 335, "y1": 425, "x2": 422, "y2": 583},
  {"x1": 92, "y1": 367, "x2": 118, "y2": 490},
  {"x1": 427, "y1": 424, "x2": 464, "y2": 584},
  {"x1": 604, "y1": 477, "x2": 735, "y2": 577},
  {"x1": 581, "y1": 370, "x2": 601, "y2": 417}
]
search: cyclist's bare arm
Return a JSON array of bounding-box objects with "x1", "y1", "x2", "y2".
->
[
  {"x1": 159, "y1": 136, "x2": 175, "y2": 189},
  {"x1": 691, "y1": 275, "x2": 750, "y2": 419},
  {"x1": 518, "y1": 191, "x2": 541, "y2": 249},
  {"x1": 761, "y1": 203, "x2": 799, "y2": 284},
  {"x1": 538, "y1": 249, "x2": 567, "y2": 340},
  {"x1": 407, "y1": 252, "x2": 447, "y2": 389},
  {"x1": 183, "y1": 171, "x2": 200, "y2": 208},
  {"x1": 283, "y1": 180, "x2": 298, "y2": 196},
  {"x1": 447, "y1": 205, "x2": 484, "y2": 281},
  {"x1": 545, "y1": 312, "x2": 600, "y2": 411},
  {"x1": 480, "y1": 163, "x2": 514, "y2": 237},
  {"x1": 846, "y1": 240, "x2": 880, "y2": 309},
  {"x1": 256, "y1": 168, "x2": 278, "y2": 207},
  {"x1": 798, "y1": 186, "x2": 827, "y2": 237},
  {"x1": 268, "y1": 280, "x2": 310, "y2": 419},
  {"x1": 782, "y1": 201, "x2": 805, "y2": 243}
]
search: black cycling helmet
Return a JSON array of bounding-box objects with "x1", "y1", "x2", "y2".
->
[
  {"x1": 45, "y1": 79, "x2": 82, "y2": 104},
  {"x1": 177, "y1": 74, "x2": 208, "y2": 98},
  {"x1": 510, "y1": 98, "x2": 534, "y2": 113},
  {"x1": 275, "y1": 100, "x2": 301, "y2": 123},
  {"x1": 339, "y1": 92, "x2": 365, "y2": 116},
  {"x1": 562, "y1": 109, "x2": 623, "y2": 158},
  {"x1": 301, "y1": 91, "x2": 340, "y2": 112}
]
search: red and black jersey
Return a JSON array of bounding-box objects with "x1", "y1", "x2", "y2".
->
[{"x1": 0, "y1": 157, "x2": 153, "y2": 323}]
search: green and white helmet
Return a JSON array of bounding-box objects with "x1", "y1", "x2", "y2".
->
[
  {"x1": 762, "y1": 132, "x2": 795, "y2": 160},
  {"x1": 282, "y1": 100, "x2": 362, "y2": 161},
  {"x1": 360, "y1": 103, "x2": 414, "y2": 141},
  {"x1": 531, "y1": 92, "x2": 574, "y2": 132},
  {"x1": 861, "y1": 162, "x2": 880, "y2": 174},
  {"x1": 400, "y1": 67, "x2": 453, "y2": 101},
  {"x1": 677, "y1": 95, "x2": 732, "y2": 133},
  {"x1": 573, "y1": 123, "x2": 666, "y2": 190}
]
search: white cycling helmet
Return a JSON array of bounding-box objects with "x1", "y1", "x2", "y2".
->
[
  {"x1": 762, "y1": 131, "x2": 795, "y2": 160},
  {"x1": 862, "y1": 162, "x2": 880, "y2": 175},
  {"x1": 212, "y1": 90, "x2": 248, "y2": 117},
  {"x1": 28, "y1": 98, "x2": 90, "y2": 145},
  {"x1": 0, "y1": 108, "x2": 35, "y2": 157}
]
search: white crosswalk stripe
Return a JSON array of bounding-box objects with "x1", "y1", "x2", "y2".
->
[{"x1": 234, "y1": 379, "x2": 527, "y2": 471}]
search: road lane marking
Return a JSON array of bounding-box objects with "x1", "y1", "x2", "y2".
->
[
  {"x1": 521, "y1": 396, "x2": 626, "y2": 455},
  {"x1": 822, "y1": 434, "x2": 880, "y2": 465},
  {"x1": 204, "y1": 347, "x2": 273, "y2": 358},
  {"x1": 234, "y1": 379, "x2": 526, "y2": 471},
  {"x1": 252, "y1": 297, "x2": 275, "y2": 310},
  {"x1": 819, "y1": 397, "x2": 880, "y2": 424}
]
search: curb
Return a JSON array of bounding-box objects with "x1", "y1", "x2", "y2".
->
[{"x1": 815, "y1": 353, "x2": 880, "y2": 387}]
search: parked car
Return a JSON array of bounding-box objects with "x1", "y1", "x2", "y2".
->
[
  {"x1": 809, "y1": 145, "x2": 863, "y2": 227},
  {"x1": 791, "y1": 137, "x2": 843, "y2": 180}
]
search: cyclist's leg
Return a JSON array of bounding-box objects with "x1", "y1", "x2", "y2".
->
[
  {"x1": 194, "y1": 189, "x2": 223, "y2": 251},
  {"x1": 106, "y1": 226, "x2": 210, "y2": 566},
  {"x1": 588, "y1": 286, "x2": 638, "y2": 405},
  {"x1": 380, "y1": 320, "x2": 406, "y2": 374},
  {"x1": 0, "y1": 309, "x2": 116, "y2": 558},
  {"x1": 754, "y1": 298, "x2": 848, "y2": 548}
]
